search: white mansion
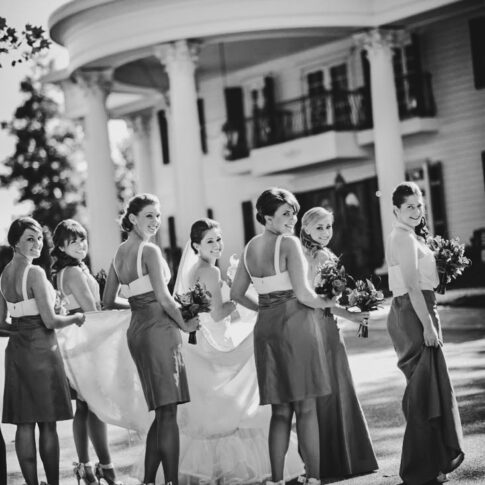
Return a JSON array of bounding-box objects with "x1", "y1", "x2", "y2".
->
[{"x1": 47, "y1": 0, "x2": 485, "y2": 276}]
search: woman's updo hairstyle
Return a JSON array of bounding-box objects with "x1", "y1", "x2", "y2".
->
[
  {"x1": 255, "y1": 187, "x2": 300, "y2": 226},
  {"x1": 392, "y1": 181, "x2": 422, "y2": 208},
  {"x1": 120, "y1": 193, "x2": 160, "y2": 233},
  {"x1": 8, "y1": 217, "x2": 42, "y2": 248},
  {"x1": 190, "y1": 218, "x2": 220, "y2": 254},
  {"x1": 51, "y1": 219, "x2": 88, "y2": 272}
]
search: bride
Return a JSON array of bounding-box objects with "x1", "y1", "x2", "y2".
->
[
  {"x1": 171, "y1": 217, "x2": 304, "y2": 484},
  {"x1": 57, "y1": 216, "x2": 304, "y2": 484}
]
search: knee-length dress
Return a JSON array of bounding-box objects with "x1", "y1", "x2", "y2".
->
[
  {"x1": 387, "y1": 240, "x2": 464, "y2": 485},
  {"x1": 244, "y1": 235, "x2": 331, "y2": 405},
  {"x1": 1, "y1": 266, "x2": 73, "y2": 424},
  {"x1": 114, "y1": 242, "x2": 190, "y2": 411}
]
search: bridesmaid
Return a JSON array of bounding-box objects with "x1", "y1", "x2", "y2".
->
[
  {"x1": 102, "y1": 194, "x2": 199, "y2": 485},
  {"x1": 51, "y1": 219, "x2": 122, "y2": 485},
  {"x1": 231, "y1": 187, "x2": 333, "y2": 485},
  {"x1": 0, "y1": 217, "x2": 85, "y2": 485},
  {"x1": 386, "y1": 182, "x2": 464, "y2": 485},
  {"x1": 300, "y1": 207, "x2": 378, "y2": 478}
]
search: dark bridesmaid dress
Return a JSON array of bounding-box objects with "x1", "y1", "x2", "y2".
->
[{"x1": 387, "y1": 291, "x2": 464, "y2": 485}]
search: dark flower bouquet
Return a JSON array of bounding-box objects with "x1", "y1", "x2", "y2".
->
[
  {"x1": 339, "y1": 279, "x2": 384, "y2": 338},
  {"x1": 174, "y1": 281, "x2": 212, "y2": 344},
  {"x1": 426, "y1": 235, "x2": 471, "y2": 294},
  {"x1": 314, "y1": 257, "x2": 351, "y2": 316}
]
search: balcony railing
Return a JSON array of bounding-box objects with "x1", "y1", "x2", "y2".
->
[
  {"x1": 222, "y1": 72, "x2": 436, "y2": 161},
  {"x1": 396, "y1": 72, "x2": 436, "y2": 120}
]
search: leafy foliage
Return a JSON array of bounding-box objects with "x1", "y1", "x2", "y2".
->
[
  {"x1": 1, "y1": 75, "x2": 84, "y2": 231},
  {"x1": 0, "y1": 16, "x2": 51, "y2": 68}
]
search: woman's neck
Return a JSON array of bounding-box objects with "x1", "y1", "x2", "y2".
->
[
  {"x1": 12, "y1": 251, "x2": 32, "y2": 265},
  {"x1": 394, "y1": 220, "x2": 415, "y2": 233},
  {"x1": 198, "y1": 255, "x2": 215, "y2": 267},
  {"x1": 128, "y1": 230, "x2": 149, "y2": 244}
]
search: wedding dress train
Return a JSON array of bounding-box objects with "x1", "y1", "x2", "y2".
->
[{"x1": 56, "y1": 281, "x2": 304, "y2": 484}]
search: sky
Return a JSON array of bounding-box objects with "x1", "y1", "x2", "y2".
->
[{"x1": 0, "y1": 0, "x2": 74, "y2": 242}]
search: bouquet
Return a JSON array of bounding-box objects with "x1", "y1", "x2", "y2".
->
[
  {"x1": 174, "y1": 281, "x2": 212, "y2": 344},
  {"x1": 426, "y1": 235, "x2": 471, "y2": 294},
  {"x1": 314, "y1": 257, "x2": 350, "y2": 316},
  {"x1": 54, "y1": 290, "x2": 68, "y2": 316},
  {"x1": 339, "y1": 279, "x2": 384, "y2": 338},
  {"x1": 226, "y1": 254, "x2": 239, "y2": 286}
]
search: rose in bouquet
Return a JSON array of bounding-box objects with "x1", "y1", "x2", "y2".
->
[
  {"x1": 314, "y1": 257, "x2": 350, "y2": 316},
  {"x1": 426, "y1": 235, "x2": 471, "y2": 294},
  {"x1": 174, "y1": 281, "x2": 212, "y2": 344},
  {"x1": 339, "y1": 279, "x2": 384, "y2": 338}
]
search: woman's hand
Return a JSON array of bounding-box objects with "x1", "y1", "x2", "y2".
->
[
  {"x1": 73, "y1": 312, "x2": 86, "y2": 327},
  {"x1": 0, "y1": 322, "x2": 17, "y2": 337},
  {"x1": 423, "y1": 325, "x2": 441, "y2": 347},
  {"x1": 344, "y1": 310, "x2": 370, "y2": 325},
  {"x1": 319, "y1": 294, "x2": 338, "y2": 308},
  {"x1": 179, "y1": 315, "x2": 200, "y2": 333}
]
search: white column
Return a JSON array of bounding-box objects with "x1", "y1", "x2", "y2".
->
[
  {"x1": 77, "y1": 69, "x2": 120, "y2": 272},
  {"x1": 354, "y1": 29, "x2": 407, "y2": 250},
  {"x1": 155, "y1": 40, "x2": 206, "y2": 244},
  {"x1": 127, "y1": 112, "x2": 155, "y2": 194}
]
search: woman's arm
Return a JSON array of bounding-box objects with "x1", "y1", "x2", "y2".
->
[
  {"x1": 0, "y1": 294, "x2": 16, "y2": 337},
  {"x1": 286, "y1": 237, "x2": 332, "y2": 309},
  {"x1": 102, "y1": 263, "x2": 130, "y2": 310},
  {"x1": 230, "y1": 258, "x2": 259, "y2": 311},
  {"x1": 64, "y1": 266, "x2": 98, "y2": 312},
  {"x1": 394, "y1": 232, "x2": 440, "y2": 347},
  {"x1": 144, "y1": 245, "x2": 199, "y2": 333},
  {"x1": 31, "y1": 267, "x2": 85, "y2": 329},
  {"x1": 197, "y1": 266, "x2": 236, "y2": 321},
  {"x1": 331, "y1": 305, "x2": 370, "y2": 324}
]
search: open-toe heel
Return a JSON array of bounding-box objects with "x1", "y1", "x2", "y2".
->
[
  {"x1": 95, "y1": 463, "x2": 123, "y2": 485},
  {"x1": 73, "y1": 462, "x2": 99, "y2": 485}
]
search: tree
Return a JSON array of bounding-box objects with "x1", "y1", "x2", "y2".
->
[
  {"x1": 0, "y1": 74, "x2": 85, "y2": 231},
  {"x1": 0, "y1": 16, "x2": 51, "y2": 68}
]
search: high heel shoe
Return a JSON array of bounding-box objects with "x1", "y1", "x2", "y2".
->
[
  {"x1": 95, "y1": 463, "x2": 123, "y2": 485},
  {"x1": 73, "y1": 462, "x2": 99, "y2": 485},
  {"x1": 437, "y1": 472, "x2": 449, "y2": 483}
]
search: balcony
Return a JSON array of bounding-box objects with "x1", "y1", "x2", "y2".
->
[
  {"x1": 357, "y1": 71, "x2": 438, "y2": 144},
  {"x1": 223, "y1": 71, "x2": 437, "y2": 162},
  {"x1": 223, "y1": 89, "x2": 367, "y2": 162}
]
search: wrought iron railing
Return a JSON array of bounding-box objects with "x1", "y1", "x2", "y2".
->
[{"x1": 222, "y1": 72, "x2": 436, "y2": 161}]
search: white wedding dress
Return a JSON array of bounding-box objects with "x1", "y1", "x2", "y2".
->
[{"x1": 54, "y1": 249, "x2": 304, "y2": 484}]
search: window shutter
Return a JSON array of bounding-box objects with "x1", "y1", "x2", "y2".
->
[
  {"x1": 157, "y1": 110, "x2": 170, "y2": 165},
  {"x1": 469, "y1": 17, "x2": 485, "y2": 89},
  {"x1": 241, "y1": 201, "x2": 255, "y2": 243},
  {"x1": 197, "y1": 98, "x2": 208, "y2": 154}
]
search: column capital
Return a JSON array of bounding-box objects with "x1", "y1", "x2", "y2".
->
[
  {"x1": 126, "y1": 111, "x2": 153, "y2": 137},
  {"x1": 74, "y1": 68, "x2": 113, "y2": 101},
  {"x1": 353, "y1": 28, "x2": 409, "y2": 59},
  {"x1": 154, "y1": 39, "x2": 201, "y2": 72}
]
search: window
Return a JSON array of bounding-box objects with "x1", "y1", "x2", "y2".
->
[
  {"x1": 469, "y1": 17, "x2": 485, "y2": 89},
  {"x1": 305, "y1": 63, "x2": 349, "y2": 131},
  {"x1": 392, "y1": 35, "x2": 422, "y2": 117}
]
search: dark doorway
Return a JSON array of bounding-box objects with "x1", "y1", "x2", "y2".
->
[{"x1": 295, "y1": 177, "x2": 384, "y2": 278}]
